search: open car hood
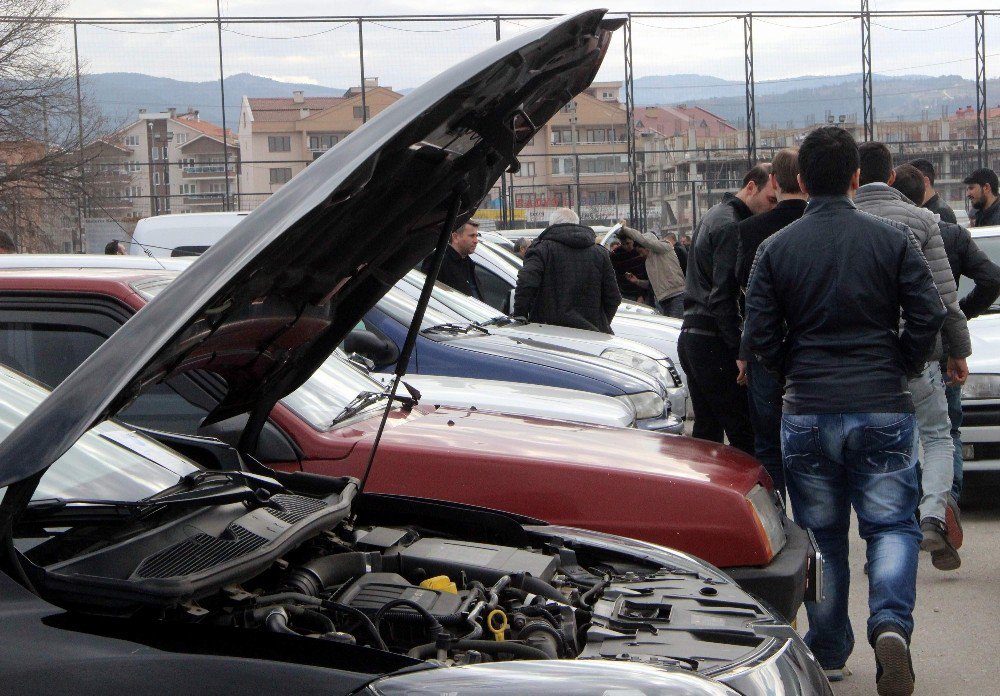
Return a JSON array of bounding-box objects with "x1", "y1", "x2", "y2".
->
[{"x1": 0, "y1": 10, "x2": 623, "y2": 490}]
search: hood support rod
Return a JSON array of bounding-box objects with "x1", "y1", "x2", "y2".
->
[{"x1": 356, "y1": 189, "x2": 466, "y2": 497}]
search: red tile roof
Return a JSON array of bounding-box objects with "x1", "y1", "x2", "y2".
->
[
  {"x1": 175, "y1": 112, "x2": 232, "y2": 138},
  {"x1": 246, "y1": 97, "x2": 346, "y2": 123}
]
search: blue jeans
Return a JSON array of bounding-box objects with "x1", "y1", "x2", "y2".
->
[
  {"x1": 945, "y1": 380, "x2": 964, "y2": 501},
  {"x1": 747, "y1": 357, "x2": 785, "y2": 502},
  {"x1": 909, "y1": 362, "x2": 953, "y2": 523},
  {"x1": 656, "y1": 293, "x2": 684, "y2": 318},
  {"x1": 782, "y1": 412, "x2": 921, "y2": 670}
]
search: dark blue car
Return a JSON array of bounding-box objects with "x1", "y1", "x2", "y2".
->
[{"x1": 354, "y1": 286, "x2": 675, "y2": 431}]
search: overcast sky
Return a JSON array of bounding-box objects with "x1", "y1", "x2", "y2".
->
[{"x1": 57, "y1": 1, "x2": 994, "y2": 91}]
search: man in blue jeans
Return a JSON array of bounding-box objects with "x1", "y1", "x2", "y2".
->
[{"x1": 744, "y1": 127, "x2": 946, "y2": 696}]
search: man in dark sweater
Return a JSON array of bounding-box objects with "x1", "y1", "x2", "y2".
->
[
  {"x1": 731, "y1": 148, "x2": 808, "y2": 500},
  {"x1": 965, "y1": 167, "x2": 1000, "y2": 227},
  {"x1": 909, "y1": 158, "x2": 957, "y2": 223},
  {"x1": 425, "y1": 220, "x2": 482, "y2": 299},
  {"x1": 678, "y1": 164, "x2": 775, "y2": 453},
  {"x1": 744, "y1": 127, "x2": 945, "y2": 695}
]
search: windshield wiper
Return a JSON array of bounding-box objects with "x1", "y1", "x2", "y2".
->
[
  {"x1": 423, "y1": 322, "x2": 489, "y2": 335},
  {"x1": 330, "y1": 389, "x2": 419, "y2": 426},
  {"x1": 473, "y1": 316, "x2": 516, "y2": 328}
]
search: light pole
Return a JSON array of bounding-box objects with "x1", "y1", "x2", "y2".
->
[{"x1": 568, "y1": 102, "x2": 581, "y2": 219}]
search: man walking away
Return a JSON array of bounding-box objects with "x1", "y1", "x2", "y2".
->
[
  {"x1": 855, "y1": 151, "x2": 971, "y2": 572},
  {"x1": 909, "y1": 159, "x2": 957, "y2": 223},
  {"x1": 514, "y1": 207, "x2": 621, "y2": 333},
  {"x1": 965, "y1": 167, "x2": 1000, "y2": 227},
  {"x1": 745, "y1": 126, "x2": 945, "y2": 696},
  {"x1": 733, "y1": 148, "x2": 808, "y2": 500},
  {"x1": 618, "y1": 224, "x2": 685, "y2": 317},
  {"x1": 679, "y1": 164, "x2": 776, "y2": 453},
  {"x1": 426, "y1": 220, "x2": 482, "y2": 299}
]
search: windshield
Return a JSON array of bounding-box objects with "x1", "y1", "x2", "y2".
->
[
  {"x1": 0, "y1": 367, "x2": 198, "y2": 503},
  {"x1": 962, "y1": 235, "x2": 1000, "y2": 313},
  {"x1": 400, "y1": 270, "x2": 506, "y2": 324},
  {"x1": 376, "y1": 285, "x2": 463, "y2": 331},
  {"x1": 486, "y1": 240, "x2": 526, "y2": 269},
  {"x1": 282, "y1": 354, "x2": 387, "y2": 430}
]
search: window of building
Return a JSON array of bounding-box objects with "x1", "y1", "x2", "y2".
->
[
  {"x1": 353, "y1": 106, "x2": 370, "y2": 119},
  {"x1": 175, "y1": 132, "x2": 188, "y2": 144},
  {"x1": 125, "y1": 135, "x2": 139, "y2": 147},
  {"x1": 270, "y1": 167, "x2": 292, "y2": 185},
  {"x1": 153, "y1": 171, "x2": 160, "y2": 185},
  {"x1": 151, "y1": 149, "x2": 159, "y2": 161},
  {"x1": 308, "y1": 134, "x2": 338, "y2": 151},
  {"x1": 516, "y1": 161, "x2": 536, "y2": 177},
  {"x1": 586, "y1": 129, "x2": 606, "y2": 143},
  {"x1": 268, "y1": 136, "x2": 291, "y2": 152}
]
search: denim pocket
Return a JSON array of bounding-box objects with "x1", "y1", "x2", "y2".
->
[
  {"x1": 861, "y1": 414, "x2": 913, "y2": 473},
  {"x1": 781, "y1": 417, "x2": 820, "y2": 472}
]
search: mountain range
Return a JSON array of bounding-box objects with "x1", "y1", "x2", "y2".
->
[{"x1": 83, "y1": 71, "x2": 999, "y2": 133}]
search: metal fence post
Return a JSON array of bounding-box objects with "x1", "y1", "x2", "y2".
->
[
  {"x1": 975, "y1": 11, "x2": 988, "y2": 167},
  {"x1": 358, "y1": 18, "x2": 368, "y2": 124},
  {"x1": 73, "y1": 21, "x2": 85, "y2": 252},
  {"x1": 861, "y1": 0, "x2": 874, "y2": 142},
  {"x1": 495, "y1": 16, "x2": 508, "y2": 229},
  {"x1": 743, "y1": 13, "x2": 757, "y2": 167},
  {"x1": 624, "y1": 14, "x2": 639, "y2": 229}
]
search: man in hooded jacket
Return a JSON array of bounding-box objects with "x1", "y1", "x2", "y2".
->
[
  {"x1": 854, "y1": 145, "x2": 972, "y2": 572},
  {"x1": 513, "y1": 208, "x2": 621, "y2": 334}
]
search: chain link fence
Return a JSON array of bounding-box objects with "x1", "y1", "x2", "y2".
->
[{"x1": 4, "y1": 10, "x2": 1000, "y2": 251}]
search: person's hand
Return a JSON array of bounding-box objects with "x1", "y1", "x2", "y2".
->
[
  {"x1": 946, "y1": 356, "x2": 969, "y2": 385},
  {"x1": 624, "y1": 272, "x2": 639, "y2": 285},
  {"x1": 736, "y1": 359, "x2": 748, "y2": 386}
]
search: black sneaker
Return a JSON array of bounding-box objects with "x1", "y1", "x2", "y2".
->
[
  {"x1": 919, "y1": 517, "x2": 961, "y2": 571},
  {"x1": 873, "y1": 626, "x2": 914, "y2": 696}
]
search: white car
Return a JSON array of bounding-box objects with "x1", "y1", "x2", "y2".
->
[{"x1": 959, "y1": 226, "x2": 1000, "y2": 472}]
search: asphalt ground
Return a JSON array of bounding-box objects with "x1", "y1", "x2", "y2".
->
[{"x1": 804, "y1": 473, "x2": 1000, "y2": 695}]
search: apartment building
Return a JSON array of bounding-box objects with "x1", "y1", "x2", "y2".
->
[{"x1": 238, "y1": 79, "x2": 403, "y2": 201}]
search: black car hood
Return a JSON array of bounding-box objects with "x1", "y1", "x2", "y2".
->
[{"x1": 0, "y1": 10, "x2": 622, "y2": 490}]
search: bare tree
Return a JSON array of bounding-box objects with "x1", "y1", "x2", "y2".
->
[{"x1": 0, "y1": 0, "x2": 116, "y2": 251}]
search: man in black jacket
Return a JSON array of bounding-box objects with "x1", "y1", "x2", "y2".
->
[
  {"x1": 678, "y1": 164, "x2": 775, "y2": 453},
  {"x1": 745, "y1": 127, "x2": 945, "y2": 695},
  {"x1": 965, "y1": 167, "x2": 1000, "y2": 227},
  {"x1": 909, "y1": 159, "x2": 957, "y2": 223},
  {"x1": 938, "y1": 219, "x2": 1000, "y2": 510},
  {"x1": 731, "y1": 148, "x2": 807, "y2": 500},
  {"x1": 425, "y1": 220, "x2": 482, "y2": 298},
  {"x1": 513, "y1": 208, "x2": 620, "y2": 333}
]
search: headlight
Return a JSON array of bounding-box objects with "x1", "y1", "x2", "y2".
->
[
  {"x1": 961, "y1": 373, "x2": 1000, "y2": 400},
  {"x1": 601, "y1": 348, "x2": 674, "y2": 388},
  {"x1": 746, "y1": 484, "x2": 786, "y2": 559},
  {"x1": 617, "y1": 391, "x2": 665, "y2": 420}
]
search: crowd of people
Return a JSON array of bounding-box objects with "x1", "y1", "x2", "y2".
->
[{"x1": 502, "y1": 127, "x2": 1000, "y2": 696}]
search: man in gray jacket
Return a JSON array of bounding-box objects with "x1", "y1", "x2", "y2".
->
[
  {"x1": 855, "y1": 145, "x2": 971, "y2": 571},
  {"x1": 617, "y1": 224, "x2": 685, "y2": 317}
]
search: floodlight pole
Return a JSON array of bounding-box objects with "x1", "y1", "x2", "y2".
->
[
  {"x1": 975, "y1": 11, "x2": 988, "y2": 167},
  {"x1": 861, "y1": 0, "x2": 874, "y2": 142},
  {"x1": 743, "y1": 13, "x2": 757, "y2": 167}
]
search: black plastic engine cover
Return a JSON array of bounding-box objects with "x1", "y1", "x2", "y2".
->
[{"x1": 338, "y1": 573, "x2": 462, "y2": 619}]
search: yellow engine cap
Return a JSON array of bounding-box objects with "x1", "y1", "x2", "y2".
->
[{"x1": 419, "y1": 575, "x2": 458, "y2": 594}]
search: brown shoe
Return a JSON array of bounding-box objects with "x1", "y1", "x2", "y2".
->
[{"x1": 945, "y1": 496, "x2": 963, "y2": 550}]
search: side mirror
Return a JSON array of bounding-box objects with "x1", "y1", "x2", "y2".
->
[
  {"x1": 343, "y1": 329, "x2": 400, "y2": 366},
  {"x1": 347, "y1": 353, "x2": 376, "y2": 373}
]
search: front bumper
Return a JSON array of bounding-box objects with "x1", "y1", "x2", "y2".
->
[
  {"x1": 958, "y1": 400, "x2": 1000, "y2": 472},
  {"x1": 637, "y1": 413, "x2": 685, "y2": 434},
  {"x1": 722, "y1": 517, "x2": 820, "y2": 623}
]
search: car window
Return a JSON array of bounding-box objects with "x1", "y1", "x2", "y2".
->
[
  {"x1": 403, "y1": 271, "x2": 504, "y2": 324},
  {"x1": 0, "y1": 367, "x2": 198, "y2": 504},
  {"x1": 376, "y1": 287, "x2": 456, "y2": 330},
  {"x1": 0, "y1": 322, "x2": 106, "y2": 388},
  {"x1": 473, "y1": 265, "x2": 513, "y2": 313},
  {"x1": 961, "y1": 235, "x2": 1000, "y2": 312}
]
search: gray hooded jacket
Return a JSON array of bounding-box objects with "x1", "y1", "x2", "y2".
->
[{"x1": 854, "y1": 183, "x2": 972, "y2": 359}]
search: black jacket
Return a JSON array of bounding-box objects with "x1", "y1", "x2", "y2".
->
[
  {"x1": 427, "y1": 245, "x2": 481, "y2": 299},
  {"x1": 744, "y1": 196, "x2": 946, "y2": 415},
  {"x1": 924, "y1": 194, "x2": 957, "y2": 224},
  {"x1": 682, "y1": 193, "x2": 753, "y2": 351},
  {"x1": 734, "y1": 198, "x2": 808, "y2": 359},
  {"x1": 514, "y1": 223, "x2": 621, "y2": 333},
  {"x1": 674, "y1": 242, "x2": 688, "y2": 275},
  {"x1": 939, "y1": 221, "x2": 1000, "y2": 318},
  {"x1": 610, "y1": 245, "x2": 647, "y2": 301},
  {"x1": 973, "y1": 199, "x2": 1000, "y2": 228}
]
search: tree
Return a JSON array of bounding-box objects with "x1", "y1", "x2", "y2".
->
[{"x1": 0, "y1": 0, "x2": 114, "y2": 251}]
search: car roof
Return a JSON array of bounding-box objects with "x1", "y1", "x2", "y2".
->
[{"x1": 970, "y1": 225, "x2": 1000, "y2": 238}]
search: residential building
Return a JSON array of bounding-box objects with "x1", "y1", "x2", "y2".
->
[{"x1": 238, "y1": 79, "x2": 403, "y2": 204}]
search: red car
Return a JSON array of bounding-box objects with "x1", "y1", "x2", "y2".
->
[{"x1": 0, "y1": 264, "x2": 816, "y2": 619}]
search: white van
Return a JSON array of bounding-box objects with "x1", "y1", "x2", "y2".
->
[{"x1": 128, "y1": 212, "x2": 249, "y2": 258}]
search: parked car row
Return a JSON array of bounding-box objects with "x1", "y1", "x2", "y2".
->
[{"x1": 0, "y1": 12, "x2": 830, "y2": 695}]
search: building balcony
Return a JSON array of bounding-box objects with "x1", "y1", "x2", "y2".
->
[
  {"x1": 181, "y1": 164, "x2": 238, "y2": 178},
  {"x1": 184, "y1": 193, "x2": 226, "y2": 205}
]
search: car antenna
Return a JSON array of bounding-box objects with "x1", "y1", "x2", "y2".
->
[{"x1": 355, "y1": 188, "x2": 466, "y2": 502}]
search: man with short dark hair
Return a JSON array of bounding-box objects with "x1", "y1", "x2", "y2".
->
[
  {"x1": 663, "y1": 231, "x2": 687, "y2": 273},
  {"x1": 425, "y1": 220, "x2": 482, "y2": 298},
  {"x1": 618, "y1": 224, "x2": 685, "y2": 317},
  {"x1": 856, "y1": 150, "x2": 971, "y2": 573},
  {"x1": 104, "y1": 239, "x2": 126, "y2": 255},
  {"x1": 733, "y1": 148, "x2": 808, "y2": 500},
  {"x1": 909, "y1": 159, "x2": 957, "y2": 223},
  {"x1": 964, "y1": 167, "x2": 1000, "y2": 227},
  {"x1": 745, "y1": 126, "x2": 945, "y2": 696},
  {"x1": 678, "y1": 164, "x2": 776, "y2": 452},
  {"x1": 514, "y1": 208, "x2": 620, "y2": 333}
]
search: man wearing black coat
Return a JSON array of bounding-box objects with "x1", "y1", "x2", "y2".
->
[
  {"x1": 965, "y1": 167, "x2": 1000, "y2": 227},
  {"x1": 514, "y1": 208, "x2": 620, "y2": 334},
  {"x1": 425, "y1": 220, "x2": 482, "y2": 299},
  {"x1": 909, "y1": 159, "x2": 957, "y2": 224}
]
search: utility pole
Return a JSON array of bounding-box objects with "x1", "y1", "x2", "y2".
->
[
  {"x1": 216, "y1": 0, "x2": 231, "y2": 211},
  {"x1": 569, "y1": 102, "x2": 581, "y2": 219}
]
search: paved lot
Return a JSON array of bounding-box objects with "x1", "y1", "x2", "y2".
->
[{"x1": 803, "y1": 475, "x2": 1000, "y2": 695}]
